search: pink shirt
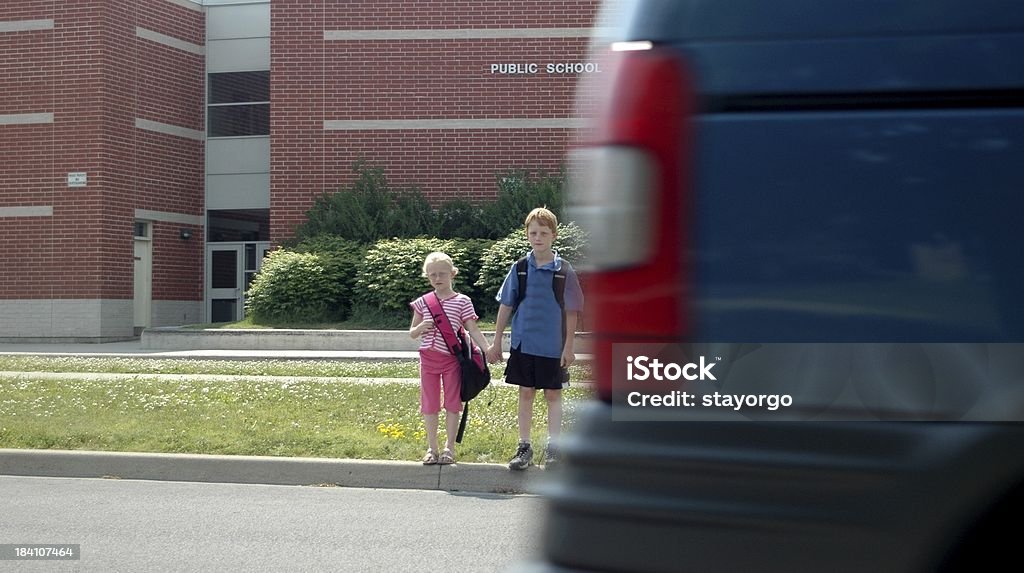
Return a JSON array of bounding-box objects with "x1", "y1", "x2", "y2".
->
[{"x1": 410, "y1": 292, "x2": 479, "y2": 354}]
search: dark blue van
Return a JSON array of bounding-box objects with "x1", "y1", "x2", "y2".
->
[{"x1": 524, "y1": 1, "x2": 1024, "y2": 571}]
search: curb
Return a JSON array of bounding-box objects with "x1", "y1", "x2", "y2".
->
[
  {"x1": 0, "y1": 449, "x2": 549, "y2": 494},
  {"x1": 141, "y1": 328, "x2": 592, "y2": 354}
]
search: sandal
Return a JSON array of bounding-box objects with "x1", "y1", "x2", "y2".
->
[
  {"x1": 422, "y1": 449, "x2": 438, "y2": 465},
  {"x1": 438, "y1": 449, "x2": 456, "y2": 465}
]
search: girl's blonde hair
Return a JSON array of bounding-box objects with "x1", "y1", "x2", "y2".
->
[
  {"x1": 524, "y1": 207, "x2": 558, "y2": 234},
  {"x1": 422, "y1": 251, "x2": 458, "y2": 277}
]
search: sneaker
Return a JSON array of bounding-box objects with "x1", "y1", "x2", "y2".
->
[
  {"x1": 508, "y1": 442, "x2": 533, "y2": 471},
  {"x1": 543, "y1": 444, "x2": 560, "y2": 469}
]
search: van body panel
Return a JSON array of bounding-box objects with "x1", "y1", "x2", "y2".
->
[{"x1": 693, "y1": 109, "x2": 1024, "y2": 342}]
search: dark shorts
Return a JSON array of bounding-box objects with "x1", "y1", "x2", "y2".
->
[{"x1": 505, "y1": 346, "x2": 568, "y2": 390}]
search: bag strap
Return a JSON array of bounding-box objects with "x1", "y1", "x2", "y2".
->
[
  {"x1": 422, "y1": 292, "x2": 464, "y2": 356},
  {"x1": 456, "y1": 404, "x2": 469, "y2": 443}
]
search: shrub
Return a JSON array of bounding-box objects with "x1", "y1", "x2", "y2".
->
[
  {"x1": 355, "y1": 238, "x2": 457, "y2": 313},
  {"x1": 292, "y1": 235, "x2": 367, "y2": 320},
  {"x1": 436, "y1": 198, "x2": 484, "y2": 239},
  {"x1": 448, "y1": 238, "x2": 495, "y2": 314},
  {"x1": 294, "y1": 162, "x2": 568, "y2": 242},
  {"x1": 354, "y1": 237, "x2": 498, "y2": 317},
  {"x1": 475, "y1": 222, "x2": 589, "y2": 306},
  {"x1": 479, "y1": 169, "x2": 566, "y2": 239},
  {"x1": 293, "y1": 160, "x2": 437, "y2": 243},
  {"x1": 246, "y1": 249, "x2": 344, "y2": 323},
  {"x1": 391, "y1": 190, "x2": 440, "y2": 238}
]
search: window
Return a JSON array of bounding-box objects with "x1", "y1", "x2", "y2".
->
[
  {"x1": 207, "y1": 71, "x2": 270, "y2": 137},
  {"x1": 207, "y1": 209, "x2": 270, "y2": 242}
]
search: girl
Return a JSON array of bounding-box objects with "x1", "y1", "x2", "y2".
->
[{"x1": 409, "y1": 252, "x2": 490, "y2": 465}]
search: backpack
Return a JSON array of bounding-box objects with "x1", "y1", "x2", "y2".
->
[
  {"x1": 422, "y1": 292, "x2": 491, "y2": 443},
  {"x1": 514, "y1": 256, "x2": 566, "y2": 313}
]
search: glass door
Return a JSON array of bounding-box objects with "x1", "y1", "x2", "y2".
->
[
  {"x1": 208, "y1": 244, "x2": 242, "y2": 323},
  {"x1": 206, "y1": 242, "x2": 271, "y2": 323}
]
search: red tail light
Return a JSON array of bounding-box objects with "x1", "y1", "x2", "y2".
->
[{"x1": 567, "y1": 46, "x2": 694, "y2": 400}]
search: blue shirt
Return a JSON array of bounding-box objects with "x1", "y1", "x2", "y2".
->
[{"x1": 496, "y1": 251, "x2": 584, "y2": 359}]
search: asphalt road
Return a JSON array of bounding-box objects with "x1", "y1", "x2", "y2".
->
[{"x1": 1, "y1": 476, "x2": 544, "y2": 572}]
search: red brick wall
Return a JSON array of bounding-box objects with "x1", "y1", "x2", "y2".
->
[
  {"x1": 270, "y1": 0, "x2": 325, "y2": 242},
  {"x1": 270, "y1": 0, "x2": 601, "y2": 240},
  {"x1": 0, "y1": 0, "x2": 204, "y2": 303},
  {"x1": 134, "y1": 0, "x2": 205, "y2": 303},
  {"x1": 1, "y1": 3, "x2": 58, "y2": 299}
]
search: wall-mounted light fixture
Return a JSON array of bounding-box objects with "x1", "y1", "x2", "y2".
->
[{"x1": 180, "y1": 228, "x2": 192, "y2": 240}]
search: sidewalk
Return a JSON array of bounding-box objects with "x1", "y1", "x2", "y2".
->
[
  {"x1": 0, "y1": 338, "x2": 422, "y2": 361},
  {"x1": 0, "y1": 337, "x2": 564, "y2": 494}
]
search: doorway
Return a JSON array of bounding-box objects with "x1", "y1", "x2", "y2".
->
[
  {"x1": 133, "y1": 222, "x2": 153, "y2": 335},
  {"x1": 206, "y1": 241, "x2": 270, "y2": 323}
]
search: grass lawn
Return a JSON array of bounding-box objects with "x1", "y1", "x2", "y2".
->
[
  {"x1": 0, "y1": 358, "x2": 595, "y2": 463},
  {"x1": 0, "y1": 356, "x2": 591, "y2": 382}
]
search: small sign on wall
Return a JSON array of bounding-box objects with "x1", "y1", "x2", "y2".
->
[{"x1": 67, "y1": 172, "x2": 87, "y2": 187}]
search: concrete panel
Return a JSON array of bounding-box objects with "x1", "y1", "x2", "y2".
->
[
  {"x1": 206, "y1": 136, "x2": 269, "y2": 174},
  {"x1": 0, "y1": 206, "x2": 53, "y2": 217},
  {"x1": 141, "y1": 329, "x2": 592, "y2": 354},
  {"x1": 136, "y1": 26, "x2": 204, "y2": 55},
  {"x1": 134, "y1": 209, "x2": 204, "y2": 226},
  {"x1": 0, "y1": 112, "x2": 53, "y2": 125},
  {"x1": 143, "y1": 329, "x2": 423, "y2": 351},
  {"x1": 0, "y1": 299, "x2": 134, "y2": 341},
  {"x1": 207, "y1": 37, "x2": 270, "y2": 73},
  {"x1": 152, "y1": 300, "x2": 203, "y2": 327},
  {"x1": 207, "y1": 3, "x2": 269, "y2": 41},
  {"x1": 206, "y1": 173, "x2": 270, "y2": 210},
  {"x1": 0, "y1": 300, "x2": 54, "y2": 337}
]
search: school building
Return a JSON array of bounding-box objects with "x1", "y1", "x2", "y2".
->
[{"x1": 0, "y1": 0, "x2": 601, "y2": 341}]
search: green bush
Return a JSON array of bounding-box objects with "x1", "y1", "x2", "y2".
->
[
  {"x1": 291, "y1": 235, "x2": 367, "y2": 320},
  {"x1": 478, "y1": 169, "x2": 566, "y2": 239},
  {"x1": 448, "y1": 238, "x2": 495, "y2": 314},
  {"x1": 354, "y1": 237, "x2": 499, "y2": 317},
  {"x1": 475, "y1": 222, "x2": 590, "y2": 306},
  {"x1": 246, "y1": 250, "x2": 344, "y2": 323},
  {"x1": 294, "y1": 162, "x2": 567, "y2": 242},
  {"x1": 355, "y1": 238, "x2": 457, "y2": 313},
  {"x1": 436, "y1": 198, "x2": 484, "y2": 239},
  {"x1": 391, "y1": 190, "x2": 440, "y2": 238},
  {"x1": 293, "y1": 160, "x2": 437, "y2": 243}
]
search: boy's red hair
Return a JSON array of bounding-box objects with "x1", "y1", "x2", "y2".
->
[{"x1": 524, "y1": 207, "x2": 558, "y2": 234}]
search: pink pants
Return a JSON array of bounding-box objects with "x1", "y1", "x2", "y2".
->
[{"x1": 419, "y1": 349, "x2": 463, "y2": 414}]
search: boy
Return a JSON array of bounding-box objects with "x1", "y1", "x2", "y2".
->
[{"x1": 486, "y1": 207, "x2": 584, "y2": 470}]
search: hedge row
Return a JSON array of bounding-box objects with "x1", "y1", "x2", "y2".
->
[
  {"x1": 290, "y1": 160, "x2": 566, "y2": 242},
  {"x1": 244, "y1": 223, "x2": 588, "y2": 324}
]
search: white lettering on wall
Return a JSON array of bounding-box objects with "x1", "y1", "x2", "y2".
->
[{"x1": 489, "y1": 62, "x2": 601, "y2": 75}]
